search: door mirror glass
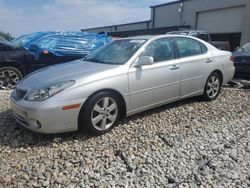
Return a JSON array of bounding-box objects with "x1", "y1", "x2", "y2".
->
[{"x1": 135, "y1": 56, "x2": 154, "y2": 66}]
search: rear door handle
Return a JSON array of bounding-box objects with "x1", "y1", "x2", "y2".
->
[
  {"x1": 170, "y1": 65, "x2": 180, "y2": 70},
  {"x1": 205, "y1": 59, "x2": 213, "y2": 63}
]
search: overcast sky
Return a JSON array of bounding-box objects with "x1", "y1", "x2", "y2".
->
[{"x1": 0, "y1": 0, "x2": 174, "y2": 37}]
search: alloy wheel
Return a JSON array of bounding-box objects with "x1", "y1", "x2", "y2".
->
[
  {"x1": 0, "y1": 69, "x2": 20, "y2": 90},
  {"x1": 206, "y1": 75, "x2": 220, "y2": 98},
  {"x1": 91, "y1": 97, "x2": 118, "y2": 131}
]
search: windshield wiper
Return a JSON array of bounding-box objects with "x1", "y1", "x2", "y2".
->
[{"x1": 85, "y1": 58, "x2": 104, "y2": 63}]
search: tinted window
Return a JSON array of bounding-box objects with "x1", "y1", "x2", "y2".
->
[
  {"x1": 141, "y1": 38, "x2": 175, "y2": 62},
  {"x1": 175, "y1": 38, "x2": 203, "y2": 58},
  {"x1": 198, "y1": 34, "x2": 210, "y2": 42}
]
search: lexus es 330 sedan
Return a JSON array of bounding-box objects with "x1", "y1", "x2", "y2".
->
[{"x1": 10, "y1": 35, "x2": 235, "y2": 134}]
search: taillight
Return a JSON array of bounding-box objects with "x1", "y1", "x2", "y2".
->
[
  {"x1": 43, "y1": 49, "x2": 49, "y2": 54},
  {"x1": 230, "y1": 56, "x2": 235, "y2": 63}
]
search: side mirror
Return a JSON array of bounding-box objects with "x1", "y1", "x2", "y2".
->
[{"x1": 134, "y1": 56, "x2": 154, "y2": 67}]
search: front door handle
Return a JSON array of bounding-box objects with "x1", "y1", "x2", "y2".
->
[
  {"x1": 205, "y1": 59, "x2": 213, "y2": 63},
  {"x1": 170, "y1": 65, "x2": 180, "y2": 70}
]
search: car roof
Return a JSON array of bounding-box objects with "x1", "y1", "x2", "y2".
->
[
  {"x1": 168, "y1": 30, "x2": 207, "y2": 34},
  {"x1": 124, "y1": 35, "x2": 157, "y2": 40},
  {"x1": 122, "y1": 34, "x2": 202, "y2": 40}
]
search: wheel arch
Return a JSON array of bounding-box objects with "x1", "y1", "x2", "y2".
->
[
  {"x1": 78, "y1": 88, "x2": 127, "y2": 128},
  {"x1": 0, "y1": 61, "x2": 26, "y2": 75},
  {"x1": 211, "y1": 69, "x2": 223, "y2": 85}
]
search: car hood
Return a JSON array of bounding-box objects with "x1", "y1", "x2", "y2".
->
[{"x1": 17, "y1": 60, "x2": 121, "y2": 90}]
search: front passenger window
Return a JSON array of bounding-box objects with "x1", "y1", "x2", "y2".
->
[{"x1": 141, "y1": 38, "x2": 175, "y2": 62}]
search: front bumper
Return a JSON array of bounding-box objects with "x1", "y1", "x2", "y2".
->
[{"x1": 10, "y1": 96, "x2": 86, "y2": 134}]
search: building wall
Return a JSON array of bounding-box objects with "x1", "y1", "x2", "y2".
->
[
  {"x1": 117, "y1": 22, "x2": 149, "y2": 32},
  {"x1": 82, "y1": 0, "x2": 249, "y2": 45},
  {"x1": 153, "y1": 3, "x2": 180, "y2": 28},
  {"x1": 241, "y1": 0, "x2": 250, "y2": 45},
  {"x1": 152, "y1": 0, "x2": 249, "y2": 45},
  {"x1": 153, "y1": 0, "x2": 247, "y2": 30},
  {"x1": 83, "y1": 21, "x2": 150, "y2": 33}
]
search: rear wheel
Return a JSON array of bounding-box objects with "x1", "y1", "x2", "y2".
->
[
  {"x1": 203, "y1": 72, "x2": 221, "y2": 101},
  {"x1": 0, "y1": 67, "x2": 23, "y2": 90},
  {"x1": 79, "y1": 92, "x2": 121, "y2": 134}
]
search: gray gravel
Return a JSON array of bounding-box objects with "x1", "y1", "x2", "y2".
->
[{"x1": 0, "y1": 88, "x2": 249, "y2": 187}]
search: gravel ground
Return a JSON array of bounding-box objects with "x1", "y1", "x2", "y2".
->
[{"x1": 0, "y1": 88, "x2": 249, "y2": 187}]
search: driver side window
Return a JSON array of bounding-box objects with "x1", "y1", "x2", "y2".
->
[{"x1": 140, "y1": 38, "x2": 175, "y2": 63}]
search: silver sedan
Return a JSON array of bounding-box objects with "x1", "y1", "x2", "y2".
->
[{"x1": 10, "y1": 35, "x2": 235, "y2": 134}]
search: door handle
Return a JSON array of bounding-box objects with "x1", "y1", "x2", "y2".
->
[
  {"x1": 205, "y1": 59, "x2": 213, "y2": 63},
  {"x1": 170, "y1": 65, "x2": 180, "y2": 70}
]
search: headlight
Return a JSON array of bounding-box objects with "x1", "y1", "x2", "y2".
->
[{"x1": 25, "y1": 80, "x2": 75, "y2": 101}]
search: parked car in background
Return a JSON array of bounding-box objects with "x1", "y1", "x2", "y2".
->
[
  {"x1": 167, "y1": 30, "x2": 230, "y2": 51},
  {"x1": 0, "y1": 31, "x2": 111, "y2": 89},
  {"x1": 10, "y1": 35, "x2": 235, "y2": 134},
  {"x1": 232, "y1": 42, "x2": 250, "y2": 78}
]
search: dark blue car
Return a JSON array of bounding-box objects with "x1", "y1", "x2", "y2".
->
[
  {"x1": 233, "y1": 42, "x2": 250, "y2": 78},
  {"x1": 0, "y1": 31, "x2": 111, "y2": 89}
]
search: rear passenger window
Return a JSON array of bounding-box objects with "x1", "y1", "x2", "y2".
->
[
  {"x1": 175, "y1": 38, "x2": 204, "y2": 58},
  {"x1": 141, "y1": 38, "x2": 175, "y2": 62}
]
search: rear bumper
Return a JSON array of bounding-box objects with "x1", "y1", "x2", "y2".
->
[
  {"x1": 222, "y1": 66, "x2": 235, "y2": 85},
  {"x1": 234, "y1": 66, "x2": 250, "y2": 78},
  {"x1": 10, "y1": 96, "x2": 86, "y2": 134}
]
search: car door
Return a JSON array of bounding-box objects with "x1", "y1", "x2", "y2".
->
[
  {"x1": 128, "y1": 38, "x2": 181, "y2": 112},
  {"x1": 174, "y1": 37, "x2": 214, "y2": 98}
]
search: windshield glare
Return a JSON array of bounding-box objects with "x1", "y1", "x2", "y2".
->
[
  {"x1": 237, "y1": 42, "x2": 250, "y2": 52},
  {"x1": 85, "y1": 39, "x2": 146, "y2": 65}
]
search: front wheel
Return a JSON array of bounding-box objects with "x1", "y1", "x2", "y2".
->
[
  {"x1": 0, "y1": 67, "x2": 23, "y2": 90},
  {"x1": 203, "y1": 72, "x2": 221, "y2": 101},
  {"x1": 79, "y1": 92, "x2": 121, "y2": 134}
]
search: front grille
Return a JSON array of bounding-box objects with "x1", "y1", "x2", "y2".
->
[{"x1": 15, "y1": 88, "x2": 27, "y2": 100}]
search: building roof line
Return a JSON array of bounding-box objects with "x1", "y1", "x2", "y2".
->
[
  {"x1": 150, "y1": 0, "x2": 189, "y2": 8},
  {"x1": 82, "y1": 20, "x2": 151, "y2": 31}
]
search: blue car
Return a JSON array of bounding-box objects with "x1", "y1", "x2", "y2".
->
[
  {"x1": 233, "y1": 42, "x2": 250, "y2": 78},
  {"x1": 0, "y1": 31, "x2": 111, "y2": 89}
]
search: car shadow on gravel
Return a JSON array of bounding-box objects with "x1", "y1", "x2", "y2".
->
[{"x1": 0, "y1": 96, "x2": 203, "y2": 149}]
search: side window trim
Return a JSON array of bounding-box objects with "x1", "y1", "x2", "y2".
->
[{"x1": 199, "y1": 42, "x2": 208, "y2": 54}]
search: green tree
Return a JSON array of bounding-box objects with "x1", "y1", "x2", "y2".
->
[{"x1": 0, "y1": 31, "x2": 13, "y2": 41}]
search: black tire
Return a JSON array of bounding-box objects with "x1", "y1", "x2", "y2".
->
[
  {"x1": 0, "y1": 66, "x2": 23, "y2": 90},
  {"x1": 203, "y1": 72, "x2": 221, "y2": 101},
  {"x1": 78, "y1": 91, "x2": 121, "y2": 134}
]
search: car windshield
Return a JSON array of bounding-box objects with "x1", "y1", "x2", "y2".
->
[
  {"x1": 84, "y1": 39, "x2": 147, "y2": 65},
  {"x1": 237, "y1": 42, "x2": 250, "y2": 52}
]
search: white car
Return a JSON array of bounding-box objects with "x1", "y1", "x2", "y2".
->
[{"x1": 10, "y1": 35, "x2": 235, "y2": 134}]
